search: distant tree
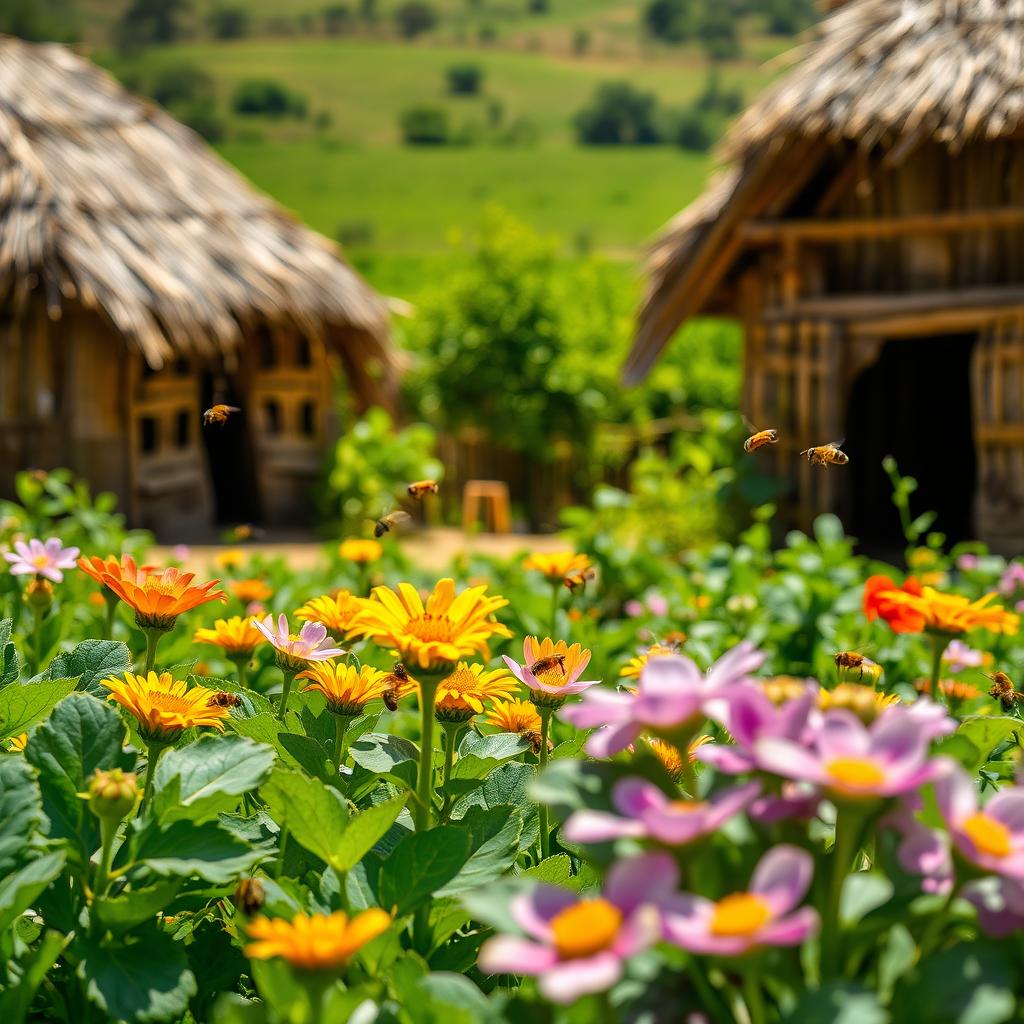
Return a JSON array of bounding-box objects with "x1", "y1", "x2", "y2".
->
[
  {"x1": 322, "y1": 4, "x2": 352, "y2": 33},
  {"x1": 149, "y1": 62, "x2": 215, "y2": 108},
  {"x1": 446, "y1": 63, "x2": 484, "y2": 95},
  {"x1": 763, "y1": 0, "x2": 815, "y2": 34},
  {"x1": 696, "y1": 5, "x2": 741, "y2": 59},
  {"x1": 395, "y1": 1, "x2": 437, "y2": 37},
  {"x1": 478, "y1": 23, "x2": 498, "y2": 43},
  {"x1": 399, "y1": 105, "x2": 449, "y2": 144},
  {"x1": 232, "y1": 79, "x2": 308, "y2": 118},
  {"x1": 672, "y1": 106, "x2": 714, "y2": 150},
  {"x1": 0, "y1": 0, "x2": 78, "y2": 41},
  {"x1": 574, "y1": 82, "x2": 662, "y2": 145},
  {"x1": 572, "y1": 27, "x2": 590, "y2": 55},
  {"x1": 178, "y1": 104, "x2": 227, "y2": 142},
  {"x1": 114, "y1": 0, "x2": 190, "y2": 53},
  {"x1": 207, "y1": 5, "x2": 248, "y2": 38},
  {"x1": 527, "y1": 0, "x2": 549, "y2": 12},
  {"x1": 359, "y1": 0, "x2": 378, "y2": 21},
  {"x1": 695, "y1": 67, "x2": 743, "y2": 115},
  {"x1": 643, "y1": 0, "x2": 692, "y2": 42}
]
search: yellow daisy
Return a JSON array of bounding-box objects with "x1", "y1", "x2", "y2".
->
[
  {"x1": 7, "y1": 732, "x2": 28, "y2": 752},
  {"x1": 339, "y1": 539, "x2": 383, "y2": 564},
  {"x1": 818, "y1": 683, "x2": 900, "y2": 724},
  {"x1": 643, "y1": 735, "x2": 711, "y2": 782},
  {"x1": 194, "y1": 616, "x2": 266, "y2": 657},
  {"x1": 295, "y1": 591, "x2": 366, "y2": 635},
  {"x1": 523, "y1": 551, "x2": 591, "y2": 583},
  {"x1": 102, "y1": 671, "x2": 230, "y2": 743},
  {"x1": 298, "y1": 661, "x2": 390, "y2": 716},
  {"x1": 619, "y1": 643, "x2": 678, "y2": 679},
  {"x1": 485, "y1": 697, "x2": 542, "y2": 736},
  {"x1": 214, "y1": 549, "x2": 246, "y2": 571},
  {"x1": 433, "y1": 662, "x2": 518, "y2": 723},
  {"x1": 245, "y1": 910, "x2": 391, "y2": 971}
]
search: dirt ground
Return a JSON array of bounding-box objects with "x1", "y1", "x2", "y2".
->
[{"x1": 153, "y1": 526, "x2": 570, "y2": 574}]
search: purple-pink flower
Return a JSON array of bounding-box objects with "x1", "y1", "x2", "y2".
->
[
  {"x1": 884, "y1": 804, "x2": 953, "y2": 894},
  {"x1": 562, "y1": 777, "x2": 761, "y2": 846},
  {"x1": 252, "y1": 614, "x2": 345, "y2": 666},
  {"x1": 661, "y1": 845, "x2": 818, "y2": 955},
  {"x1": 999, "y1": 561, "x2": 1024, "y2": 598},
  {"x1": 477, "y1": 853, "x2": 675, "y2": 1004},
  {"x1": 561, "y1": 641, "x2": 765, "y2": 759},
  {"x1": 966, "y1": 877, "x2": 1024, "y2": 937},
  {"x1": 936, "y1": 766, "x2": 1024, "y2": 879},
  {"x1": 503, "y1": 637, "x2": 598, "y2": 703},
  {"x1": 942, "y1": 639, "x2": 986, "y2": 673},
  {"x1": 956, "y1": 553, "x2": 979, "y2": 572},
  {"x1": 4, "y1": 537, "x2": 80, "y2": 583},
  {"x1": 754, "y1": 707, "x2": 948, "y2": 801}
]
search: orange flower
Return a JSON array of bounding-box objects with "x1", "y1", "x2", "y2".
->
[
  {"x1": 230, "y1": 578, "x2": 272, "y2": 604},
  {"x1": 245, "y1": 909, "x2": 391, "y2": 971},
  {"x1": 7, "y1": 732, "x2": 28, "y2": 752},
  {"x1": 194, "y1": 616, "x2": 266, "y2": 657},
  {"x1": 297, "y1": 661, "x2": 390, "y2": 716},
  {"x1": 485, "y1": 697, "x2": 543, "y2": 735},
  {"x1": 432, "y1": 662, "x2": 517, "y2": 723},
  {"x1": 93, "y1": 556, "x2": 225, "y2": 631},
  {"x1": 102, "y1": 671, "x2": 230, "y2": 743},
  {"x1": 883, "y1": 586, "x2": 1019, "y2": 637},
  {"x1": 915, "y1": 678, "x2": 983, "y2": 702},
  {"x1": 863, "y1": 575, "x2": 926, "y2": 634},
  {"x1": 643, "y1": 735, "x2": 711, "y2": 782}
]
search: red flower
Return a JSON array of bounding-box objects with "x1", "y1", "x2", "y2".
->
[{"x1": 863, "y1": 575, "x2": 926, "y2": 634}]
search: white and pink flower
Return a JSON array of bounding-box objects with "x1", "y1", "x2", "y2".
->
[
  {"x1": 252, "y1": 613, "x2": 345, "y2": 668},
  {"x1": 503, "y1": 636, "x2": 599, "y2": 703},
  {"x1": 4, "y1": 537, "x2": 79, "y2": 583}
]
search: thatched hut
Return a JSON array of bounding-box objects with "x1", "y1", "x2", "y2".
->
[
  {"x1": 626, "y1": 0, "x2": 1024, "y2": 554},
  {"x1": 0, "y1": 37, "x2": 396, "y2": 537}
]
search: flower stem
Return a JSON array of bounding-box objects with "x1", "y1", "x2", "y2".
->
[
  {"x1": 439, "y1": 722, "x2": 463, "y2": 821},
  {"x1": 232, "y1": 655, "x2": 249, "y2": 689},
  {"x1": 142, "y1": 629, "x2": 162, "y2": 676},
  {"x1": 140, "y1": 741, "x2": 168, "y2": 816},
  {"x1": 821, "y1": 805, "x2": 865, "y2": 978},
  {"x1": 550, "y1": 581, "x2": 561, "y2": 637},
  {"x1": 93, "y1": 817, "x2": 118, "y2": 898},
  {"x1": 929, "y1": 633, "x2": 948, "y2": 704},
  {"x1": 414, "y1": 675, "x2": 441, "y2": 832},
  {"x1": 277, "y1": 669, "x2": 297, "y2": 722},
  {"x1": 103, "y1": 596, "x2": 118, "y2": 641},
  {"x1": 742, "y1": 968, "x2": 767, "y2": 1024},
  {"x1": 538, "y1": 707, "x2": 552, "y2": 859},
  {"x1": 686, "y1": 959, "x2": 731, "y2": 1024},
  {"x1": 332, "y1": 715, "x2": 351, "y2": 776}
]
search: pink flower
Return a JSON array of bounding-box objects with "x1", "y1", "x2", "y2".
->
[
  {"x1": 882, "y1": 696, "x2": 955, "y2": 743},
  {"x1": 943, "y1": 639, "x2": 985, "y2": 673},
  {"x1": 883, "y1": 804, "x2": 953, "y2": 894},
  {"x1": 4, "y1": 537, "x2": 80, "y2": 583},
  {"x1": 999, "y1": 561, "x2": 1024, "y2": 598},
  {"x1": 562, "y1": 641, "x2": 765, "y2": 759},
  {"x1": 749, "y1": 783, "x2": 821, "y2": 825},
  {"x1": 252, "y1": 614, "x2": 345, "y2": 664},
  {"x1": 646, "y1": 594, "x2": 669, "y2": 617},
  {"x1": 173, "y1": 544, "x2": 191, "y2": 561},
  {"x1": 624, "y1": 600, "x2": 645, "y2": 618},
  {"x1": 662, "y1": 845, "x2": 818, "y2": 956},
  {"x1": 956, "y1": 554, "x2": 979, "y2": 572},
  {"x1": 966, "y1": 877, "x2": 1024, "y2": 937},
  {"x1": 563, "y1": 778, "x2": 761, "y2": 846},
  {"x1": 503, "y1": 637, "x2": 598, "y2": 700},
  {"x1": 754, "y1": 707, "x2": 948, "y2": 801},
  {"x1": 936, "y1": 766, "x2": 1024, "y2": 879},
  {"x1": 478, "y1": 853, "x2": 676, "y2": 1004}
]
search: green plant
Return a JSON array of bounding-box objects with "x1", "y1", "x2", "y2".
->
[
  {"x1": 399, "y1": 105, "x2": 450, "y2": 144},
  {"x1": 206, "y1": 5, "x2": 249, "y2": 38},
  {"x1": 395, "y1": 0, "x2": 437, "y2": 37},
  {"x1": 574, "y1": 82, "x2": 663, "y2": 145},
  {"x1": 232, "y1": 79, "x2": 308, "y2": 118},
  {"x1": 446, "y1": 63, "x2": 484, "y2": 95}
]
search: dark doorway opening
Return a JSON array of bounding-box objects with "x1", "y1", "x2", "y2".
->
[
  {"x1": 200, "y1": 374, "x2": 260, "y2": 525},
  {"x1": 844, "y1": 334, "x2": 976, "y2": 557}
]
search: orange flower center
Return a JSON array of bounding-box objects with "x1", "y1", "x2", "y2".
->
[
  {"x1": 150, "y1": 692, "x2": 200, "y2": 715},
  {"x1": 550, "y1": 899, "x2": 623, "y2": 960},
  {"x1": 667, "y1": 800, "x2": 708, "y2": 814},
  {"x1": 826, "y1": 757, "x2": 885, "y2": 792},
  {"x1": 962, "y1": 812, "x2": 1012, "y2": 858},
  {"x1": 709, "y1": 893, "x2": 772, "y2": 937},
  {"x1": 407, "y1": 614, "x2": 456, "y2": 643}
]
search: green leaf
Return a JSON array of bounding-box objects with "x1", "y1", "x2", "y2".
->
[
  {"x1": 522, "y1": 853, "x2": 574, "y2": 886},
  {"x1": 42, "y1": 640, "x2": 132, "y2": 694},
  {"x1": 153, "y1": 734, "x2": 276, "y2": 823},
  {"x1": 436, "y1": 805, "x2": 523, "y2": 897},
  {"x1": 378, "y1": 827, "x2": 472, "y2": 915},
  {"x1": 209, "y1": 993, "x2": 266, "y2": 1024},
  {"x1": 277, "y1": 732, "x2": 331, "y2": 780},
  {"x1": 397, "y1": 971, "x2": 493, "y2": 1024},
  {"x1": 349, "y1": 732, "x2": 419, "y2": 773},
  {"x1": 789, "y1": 983, "x2": 889, "y2": 1023},
  {"x1": 229, "y1": 715, "x2": 328, "y2": 778},
  {"x1": 333, "y1": 793, "x2": 407, "y2": 872},
  {"x1": 0, "y1": 757, "x2": 45, "y2": 874},
  {"x1": 458, "y1": 731, "x2": 529, "y2": 762},
  {"x1": 877, "y1": 924, "x2": 916, "y2": 1003},
  {"x1": 260, "y1": 767, "x2": 349, "y2": 869},
  {"x1": 79, "y1": 925, "x2": 198, "y2": 1023},
  {"x1": 0, "y1": 929, "x2": 67, "y2": 1023},
  {"x1": 134, "y1": 819, "x2": 269, "y2": 884},
  {"x1": 957, "y1": 717, "x2": 1021, "y2": 770},
  {"x1": 0, "y1": 677, "x2": 78, "y2": 739},
  {"x1": 455, "y1": 761, "x2": 538, "y2": 853},
  {"x1": 0, "y1": 850, "x2": 66, "y2": 932},
  {"x1": 94, "y1": 880, "x2": 183, "y2": 935},
  {"x1": 0, "y1": 618, "x2": 19, "y2": 687},
  {"x1": 841, "y1": 872, "x2": 894, "y2": 927}
]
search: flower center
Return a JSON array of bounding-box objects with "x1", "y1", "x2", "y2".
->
[
  {"x1": 408, "y1": 614, "x2": 456, "y2": 643},
  {"x1": 709, "y1": 893, "x2": 772, "y2": 937},
  {"x1": 826, "y1": 757, "x2": 885, "y2": 792},
  {"x1": 962, "y1": 812, "x2": 1012, "y2": 858},
  {"x1": 550, "y1": 899, "x2": 623, "y2": 960},
  {"x1": 32, "y1": 555, "x2": 49, "y2": 569},
  {"x1": 150, "y1": 693, "x2": 196, "y2": 715},
  {"x1": 667, "y1": 800, "x2": 708, "y2": 814},
  {"x1": 441, "y1": 667, "x2": 477, "y2": 695}
]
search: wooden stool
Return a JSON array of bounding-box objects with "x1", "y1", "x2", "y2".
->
[{"x1": 462, "y1": 480, "x2": 511, "y2": 534}]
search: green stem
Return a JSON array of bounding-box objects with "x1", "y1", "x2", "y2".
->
[
  {"x1": 821, "y1": 805, "x2": 865, "y2": 978},
  {"x1": 103, "y1": 596, "x2": 118, "y2": 641},
  {"x1": 276, "y1": 825, "x2": 289, "y2": 878},
  {"x1": 929, "y1": 634, "x2": 948, "y2": 705},
  {"x1": 93, "y1": 817, "x2": 118, "y2": 898},
  {"x1": 538, "y1": 708, "x2": 552, "y2": 859},
  {"x1": 232, "y1": 654, "x2": 249, "y2": 689},
  {"x1": 439, "y1": 722, "x2": 462, "y2": 820},
  {"x1": 550, "y1": 581, "x2": 561, "y2": 638},
  {"x1": 28, "y1": 603, "x2": 45, "y2": 676},
  {"x1": 332, "y1": 715, "x2": 351, "y2": 776},
  {"x1": 412, "y1": 672, "x2": 443, "y2": 953},
  {"x1": 142, "y1": 629, "x2": 162, "y2": 676},
  {"x1": 277, "y1": 669, "x2": 297, "y2": 722},
  {"x1": 140, "y1": 741, "x2": 168, "y2": 816},
  {"x1": 742, "y1": 968, "x2": 767, "y2": 1024},
  {"x1": 919, "y1": 880, "x2": 961, "y2": 957},
  {"x1": 686, "y1": 959, "x2": 731, "y2": 1024}
]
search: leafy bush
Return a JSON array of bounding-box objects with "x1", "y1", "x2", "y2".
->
[
  {"x1": 114, "y1": 0, "x2": 188, "y2": 53},
  {"x1": 321, "y1": 3, "x2": 352, "y2": 33},
  {"x1": 148, "y1": 62, "x2": 216, "y2": 109},
  {"x1": 399, "y1": 104, "x2": 450, "y2": 144},
  {"x1": 763, "y1": 0, "x2": 817, "y2": 33},
  {"x1": 231, "y1": 79, "x2": 308, "y2": 118},
  {"x1": 395, "y1": 0, "x2": 437, "y2": 37},
  {"x1": 206, "y1": 4, "x2": 249, "y2": 38},
  {"x1": 696, "y1": 3, "x2": 741, "y2": 59},
  {"x1": 446, "y1": 63, "x2": 484, "y2": 95},
  {"x1": 672, "y1": 105, "x2": 714, "y2": 151},
  {"x1": 643, "y1": 0, "x2": 692, "y2": 42},
  {"x1": 0, "y1": 0, "x2": 78, "y2": 42},
  {"x1": 574, "y1": 82, "x2": 662, "y2": 145}
]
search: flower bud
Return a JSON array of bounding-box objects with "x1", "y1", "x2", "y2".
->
[
  {"x1": 87, "y1": 768, "x2": 139, "y2": 821},
  {"x1": 25, "y1": 578, "x2": 54, "y2": 612}
]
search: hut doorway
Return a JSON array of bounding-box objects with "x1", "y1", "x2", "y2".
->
[
  {"x1": 200, "y1": 373, "x2": 260, "y2": 525},
  {"x1": 844, "y1": 334, "x2": 976, "y2": 555}
]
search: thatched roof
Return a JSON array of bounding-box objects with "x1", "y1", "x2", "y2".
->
[
  {"x1": 0, "y1": 35, "x2": 395, "y2": 384},
  {"x1": 626, "y1": 0, "x2": 1024, "y2": 383}
]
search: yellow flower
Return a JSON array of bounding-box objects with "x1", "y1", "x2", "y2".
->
[
  {"x1": 7, "y1": 732, "x2": 28, "y2": 752},
  {"x1": 485, "y1": 698, "x2": 542, "y2": 735},
  {"x1": 102, "y1": 671, "x2": 230, "y2": 743},
  {"x1": 298, "y1": 661, "x2": 390, "y2": 716},
  {"x1": 295, "y1": 591, "x2": 365, "y2": 635},
  {"x1": 433, "y1": 662, "x2": 518, "y2": 723},
  {"x1": 245, "y1": 909, "x2": 391, "y2": 971},
  {"x1": 818, "y1": 684, "x2": 900, "y2": 724},
  {"x1": 214, "y1": 549, "x2": 246, "y2": 571},
  {"x1": 619, "y1": 643, "x2": 677, "y2": 679},
  {"x1": 350, "y1": 578, "x2": 510, "y2": 670},
  {"x1": 194, "y1": 616, "x2": 266, "y2": 657},
  {"x1": 339, "y1": 538, "x2": 383, "y2": 564},
  {"x1": 230, "y1": 579, "x2": 272, "y2": 604},
  {"x1": 761, "y1": 677, "x2": 814, "y2": 705},
  {"x1": 883, "y1": 587, "x2": 1019, "y2": 636},
  {"x1": 523, "y1": 551, "x2": 591, "y2": 583},
  {"x1": 915, "y1": 678, "x2": 983, "y2": 702},
  {"x1": 908, "y1": 547, "x2": 939, "y2": 568},
  {"x1": 643, "y1": 735, "x2": 711, "y2": 782}
]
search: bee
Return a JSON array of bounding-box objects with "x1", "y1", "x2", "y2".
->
[
  {"x1": 232, "y1": 877, "x2": 265, "y2": 917},
  {"x1": 231, "y1": 524, "x2": 265, "y2": 542},
  {"x1": 987, "y1": 671, "x2": 1024, "y2": 712},
  {"x1": 407, "y1": 480, "x2": 440, "y2": 499},
  {"x1": 530, "y1": 654, "x2": 567, "y2": 677},
  {"x1": 742, "y1": 416, "x2": 779, "y2": 454},
  {"x1": 563, "y1": 568, "x2": 596, "y2": 592},
  {"x1": 381, "y1": 663, "x2": 408, "y2": 711},
  {"x1": 834, "y1": 649, "x2": 879, "y2": 681},
  {"x1": 373, "y1": 510, "x2": 411, "y2": 538},
  {"x1": 203, "y1": 404, "x2": 240, "y2": 426},
  {"x1": 523, "y1": 729, "x2": 554, "y2": 756},
  {"x1": 800, "y1": 440, "x2": 849, "y2": 467},
  {"x1": 207, "y1": 691, "x2": 242, "y2": 708}
]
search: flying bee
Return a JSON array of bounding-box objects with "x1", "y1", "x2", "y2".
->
[
  {"x1": 207, "y1": 691, "x2": 242, "y2": 708},
  {"x1": 373, "y1": 509, "x2": 411, "y2": 538},
  {"x1": 800, "y1": 440, "x2": 849, "y2": 467},
  {"x1": 742, "y1": 416, "x2": 779, "y2": 454},
  {"x1": 988, "y1": 671, "x2": 1024, "y2": 712},
  {"x1": 530, "y1": 654, "x2": 567, "y2": 677},
  {"x1": 203, "y1": 404, "x2": 240, "y2": 426},
  {"x1": 381, "y1": 663, "x2": 408, "y2": 711},
  {"x1": 563, "y1": 568, "x2": 596, "y2": 592},
  {"x1": 407, "y1": 480, "x2": 440, "y2": 499}
]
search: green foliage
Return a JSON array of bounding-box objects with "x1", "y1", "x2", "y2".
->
[
  {"x1": 395, "y1": 0, "x2": 438, "y2": 37},
  {"x1": 399, "y1": 105, "x2": 451, "y2": 145},
  {"x1": 446, "y1": 63, "x2": 484, "y2": 95},
  {"x1": 574, "y1": 82, "x2": 662, "y2": 145},
  {"x1": 0, "y1": 0, "x2": 78, "y2": 42},
  {"x1": 644, "y1": 0, "x2": 693, "y2": 42},
  {"x1": 232, "y1": 79, "x2": 308, "y2": 118},
  {"x1": 207, "y1": 5, "x2": 250, "y2": 39},
  {"x1": 321, "y1": 4, "x2": 353, "y2": 34},
  {"x1": 114, "y1": 0, "x2": 189, "y2": 53}
]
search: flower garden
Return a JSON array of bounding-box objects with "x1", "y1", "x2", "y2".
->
[{"x1": 3, "y1": 474, "x2": 1024, "y2": 1024}]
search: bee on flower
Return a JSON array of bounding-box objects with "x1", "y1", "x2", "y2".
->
[
  {"x1": 504, "y1": 637, "x2": 598, "y2": 709},
  {"x1": 102, "y1": 671, "x2": 232, "y2": 744},
  {"x1": 485, "y1": 698, "x2": 549, "y2": 753}
]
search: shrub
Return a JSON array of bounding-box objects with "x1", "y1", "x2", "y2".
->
[
  {"x1": 1, "y1": 0, "x2": 78, "y2": 42},
  {"x1": 113, "y1": 0, "x2": 188, "y2": 53},
  {"x1": 206, "y1": 5, "x2": 249, "y2": 38},
  {"x1": 178, "y1": 104, "x2": 227, "y2": 143},
  {"x1": 231, "y1": 79, "x2": 308, "y2": 118},
  {"x1": 574, "y1": 82, "x2": 662, "y2": 145},
  {"x1": 572, "y1": 26, "x2": 591, "y2": 54},
  {"x1": 672, "y1": 105, "x2": 714, "y2": 151},
  {"x1": 148, "y1": 62, "x2": 215, "y2": 109},
  {"x1": 696, "y1": 4, "x2": 741, "y2": 59},
  {"x1": 336, "y1": 219, "x2": 376, "y2": 248},
  {"x1": 399, "y1": 105, "x2": 449, "y2": 145},
  {"x1": 395, "y1": 0, "x2": 437, "y2": 37},
  {"x1": 446, "y1": 63, "x2": 484, "y2": 95},
  {"x1": 527, "y1": 0, "x2": 549, "y2": 11},
  {"x1": 764, "y1": 0, "x2": 817, "y2": 33},
  {"x1": 643, "y1": 0, "x2": 692, "y2": 42},
  {"x1": 321, "y1": 3, "x2": 352, "y2": 33}
]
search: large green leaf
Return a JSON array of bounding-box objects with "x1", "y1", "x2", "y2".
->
[
  {"x1": 788, "y1": 983, "x2": 888, "y2": 1023},
  {"x1": 153, "y1": 734, "x2": 276, "y2": 823},
  {"x1": 957, "y1": 717, "x2": 1021, "y2": 770},
  {"x1": 0, "y1": 850, "x2": 66, "y2": 932},
  {"x1": 42, "y1": 640, "x2": 131, "y2": 695},
  {"x1": 134, "y1": 819, "x2": 269, "y2": 884},
  {"x1": 229, "y1": 715, "x2": 328, "y2": 778},
  {"x1": 0, "y1": 757, "x2": 46, "y2": 874},
  {"x1": 0, "y1": 617, "x2": 19, "y2": 687},
  {"x1": 93, "y1": 880, "x2": 183, "y2": 935},
  {"x1": 436, "y1": 805, "x2": 523, "y2": 897},
  {"x1": 260, "y1": 767, "x2": 348, "y2": 868},
  {"x1": 456, "y1": 761, "x2": 538, "y2": 853},
  {"x1": 333, "y1": 793, "x2": 408, "y2": 872},
  {"x1": 840, "y1": 872, "x2": 894, "y2": 927},
  {"x1": 79, "y1": 925, "x2": 197, "y2": 1023},
  {"x1": 349, "y1": 732, "x2": 419, "y2": 773},
  {"x1": 0, "y1": 929, "x2": 67, "y2": 1024},
  {"x1": 378, "y1": 827, "x2": 472, "y2": 915},
  {"x1": 0, "y1": 677, "x2": 78, "y2": 740}
]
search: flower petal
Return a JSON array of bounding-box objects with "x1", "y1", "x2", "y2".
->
[
  {"x1": 750, "y1": 844, "x2": 814, "y2": 915},
  {"x1": 605, "y1": 852, "x2": 679, "y2": 911},
  {"x1": 537, "y1": 952, "x2": 623, "y2": 1005},
  {"x1": 477, "y1": 936, "x2": 559, "y2": 975}
]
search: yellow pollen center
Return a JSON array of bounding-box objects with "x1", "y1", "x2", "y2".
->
[
  {"x1": 32, "y1": 555, "x2": 49, "y2": 568},
  {"x1": 826, "y1": 757, "x2": 885, "y2": 791},
  {"x1": 549, "y1": 899, "x2": 623, "y2": 960},
  {"x1": 667, "y1": 800, "x2": 708, "y2": 814},
  {"x1": 709, "y1": 893, "x2": 773, "y2": 937},
  {"x1": 962, "y1": 812, "x2": 1012, "y2": 858},
  {"x1": 151, "y1": 693, "x2": 196, "y2": 714},
  {"x1": 408, "y1": 614, "x2": 455, "y2": 643}
]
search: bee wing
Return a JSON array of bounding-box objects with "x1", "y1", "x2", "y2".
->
[
  {"x1": 390, "y1": 510, "x2": 412, "y2": 525},
  {"x1": 741, "y1": 414, "x2": 759, "y2": 434},
  {"x1": 226, "y1": 406, "x2": 241, "y2": 414},
  {"x1": 826, "y1": 439, "x2": 846, "y2": 449}
]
